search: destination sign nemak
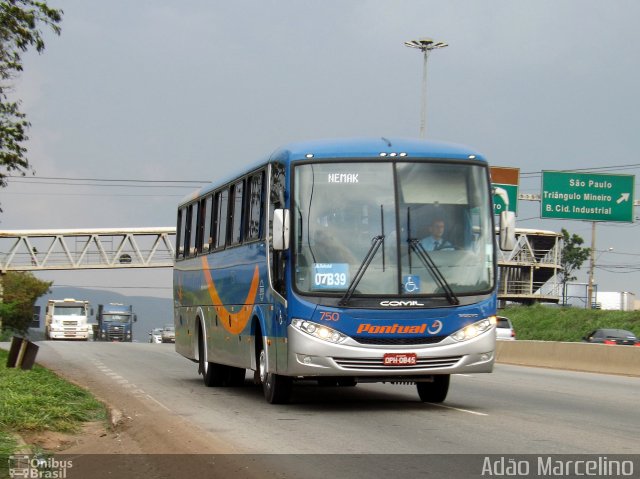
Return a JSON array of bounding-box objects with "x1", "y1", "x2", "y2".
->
[{"x1": 541, "y1": 171, "x2": 634, "y2": 222}]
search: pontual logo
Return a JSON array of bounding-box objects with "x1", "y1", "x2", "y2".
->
[
  {"x1": 379, "y1": 300, "x2": 425, "y2": 307},
  {"x1": 357, "y1": 323, "x2": 427, "y2": 334}
]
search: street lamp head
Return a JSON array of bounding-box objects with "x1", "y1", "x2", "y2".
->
[{"x1": 404, "y1": 37, "x2": 448, "y2": 52}]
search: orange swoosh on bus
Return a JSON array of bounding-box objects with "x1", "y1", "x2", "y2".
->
[{"x1": 201, "y1": 257, "x2": 260, "y2": 335}]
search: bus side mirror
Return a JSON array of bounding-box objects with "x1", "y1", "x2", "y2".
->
[
  {"x1": 499, "y1": 211, "x2": 516, "y2": 251},
  {"x1": 133, "y1": 314, "x2": 137, "y2": 322},
  {"x1": 272, "y1": 209, "x2": 290, "y2": 250}
]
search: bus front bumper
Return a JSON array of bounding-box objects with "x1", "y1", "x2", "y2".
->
[{"x1": 284, "y1": 325, "x2": 496, "y2": 378}]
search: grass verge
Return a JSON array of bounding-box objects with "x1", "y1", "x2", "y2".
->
[
  {"x1": 0, "y1": 347, "x2": 107, "y2": 457},
  {"x1": 502, "y1": 304, "x2": 640, "y2": 342}
]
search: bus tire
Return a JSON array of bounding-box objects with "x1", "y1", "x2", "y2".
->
[
  {"x1": 416, "y1": 374, "x2": 450, "y2": 403},
  {"x1": 259, "y1": 347, "x2": 292, "y2": 404},
  {"x1": 226, "y1": 366, "x2": 247, "y2": 387},
  {"x1": 198, "y1": 324, "x2": 225, "y2": 387},
  {"x1": 202, "y1": 360, "x2": 226, "y2": 387}
]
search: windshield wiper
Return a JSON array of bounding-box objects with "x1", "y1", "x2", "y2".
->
[
  {"x1": 407, "y1": 238, "x2": 460, "y2": 305},
  {"x1": 339, "y1": 235, "x2": 385, "y2": 306}
]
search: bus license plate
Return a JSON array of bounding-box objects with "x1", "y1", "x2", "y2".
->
[{"x1": 383, "y1": 353, "x2": 417, "y2": 366}]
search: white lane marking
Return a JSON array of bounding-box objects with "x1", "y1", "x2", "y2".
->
[
  {"x1": 145, "y1": 394, "x2": 171, "y2": 411},
  {"x1": 92, "y1": 359, "x2": 170, "y2": 412},
  {"x1": 428, "y1": 403, "x2": 488, "y2": 416}
]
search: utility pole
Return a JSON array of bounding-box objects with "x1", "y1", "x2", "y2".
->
[{"x1": 587, "y1": 222, "x2": 596, "y2": 309}]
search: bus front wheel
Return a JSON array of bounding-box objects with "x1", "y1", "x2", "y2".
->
[
  {"x1": 416, "y1": 375, "x2": 450, "y2": 403},
  {"x1": 259, "y1": 348, "x2": 292, "y2": 404}
]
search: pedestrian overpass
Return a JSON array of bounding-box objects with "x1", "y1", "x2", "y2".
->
[{"x1": 0, "y1": 227, "x2": 176, "y2": 271}]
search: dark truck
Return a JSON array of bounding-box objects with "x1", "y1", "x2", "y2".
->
[{"x1": 95, "y1": 303, "x2": 137, "y2": 342}]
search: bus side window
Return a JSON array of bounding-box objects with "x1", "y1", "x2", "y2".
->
[
  {"x1": 246, "y1": 171, "x2": 264, "y2": 241},
  {"x1": 176, "y1": 208, "x2": 184, "y2": 260},
  {"x1": 215, "y1": 189, "x2": 228, "y2": 250},
  {"x1": 183, "y1": 204, "x2": 193, "y2": 259},
  {"x1": 230, "y1": 180, "x2": 244, "y2": 246},
  {"x1": 189, "y1": 202, "x2": 198, "y2": 256},
  {"x1": 202, "y1": 195, "x2": 213, "y2": 253}
]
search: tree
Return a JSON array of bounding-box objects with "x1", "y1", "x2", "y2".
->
[
  {"x1": 1, "y1": 271, "x2": 51, "y2": 333},
  {"x1": 559, "y1": 228, "x2": 591, "y2": 306},
  {"x1": 0, "y1": 0, "x2": 63, "y2": 195}
]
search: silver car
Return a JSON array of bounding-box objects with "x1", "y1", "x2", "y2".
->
[
  {"x1": 496, "y1": 316, "x2": 516, "y2": 340},
  {"x1": 161, "y1": 325, "x2": 175, "y2": 343},
  {"x1": 149, "y1": 328, "x2": 163, "y2": 343}
]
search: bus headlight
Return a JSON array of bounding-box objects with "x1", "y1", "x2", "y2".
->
[
  {"x1": 292, "y1": 319, "x2": 347, "y2": 344},
  {"x1": 450, "y1": 316, "x2": 496, "y2": 342}
]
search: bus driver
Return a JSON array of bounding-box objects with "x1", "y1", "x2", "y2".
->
[{"x1": 420, "y1": 218, "x2": 454, "y2": 251}]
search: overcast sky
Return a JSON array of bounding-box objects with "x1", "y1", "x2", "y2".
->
[{"x1": 2, "y1": 0, "x2": 639, "y2": 299}]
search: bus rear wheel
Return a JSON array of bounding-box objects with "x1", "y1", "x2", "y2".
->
[
  {"x1": 259, "y1": 348, "x2": 292, "y2": 404},
  {"x1": 416, "y1": 375, "x2": 450, "y2": 403}
]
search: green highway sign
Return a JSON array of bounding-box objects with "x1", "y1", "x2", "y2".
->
[
  {"x1": 541, "y1": 171, "x2": 635, "y2": 222},
  {"x1": 492, "y1": 183, "x2": 519, "y2": 215}
]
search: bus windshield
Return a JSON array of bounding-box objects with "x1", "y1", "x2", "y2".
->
[{"x1": 293, "y1": 161, "x2": 494, "y2": 298}]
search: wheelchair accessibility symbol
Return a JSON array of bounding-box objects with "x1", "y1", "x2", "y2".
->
[{"x1": 403, "y1": 275, "x2": 421, "y2": 293}]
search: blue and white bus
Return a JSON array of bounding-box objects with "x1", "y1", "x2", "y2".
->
[{"x1": 174, "y1": 137, "x2": 514, "y2": 404}]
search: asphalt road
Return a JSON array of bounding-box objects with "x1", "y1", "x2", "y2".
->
[{"x1": 30, "y1": 340, "x2": 639, "y2": 457}]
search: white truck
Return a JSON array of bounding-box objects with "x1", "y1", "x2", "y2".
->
[{"x1": 45, "y1": 298, "x2": 93, "y2": 340}]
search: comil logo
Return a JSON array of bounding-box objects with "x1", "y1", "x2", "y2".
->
[{"x1": 379, "y1": 300, "x2": 425, "y2": 307}]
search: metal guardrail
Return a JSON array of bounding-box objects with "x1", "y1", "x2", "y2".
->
[{"x1": 0, "y1": 227, "x2": 176, "y2": 271}]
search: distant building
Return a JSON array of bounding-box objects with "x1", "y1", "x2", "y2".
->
[
  {"x1": 564, "y1": 283, "x2": 591, "y2": 309},
  {"x1": 595, "y1": 291, "x2": 636, "y2": 311},
  {"x1": 563, "y1": 284, "x2": 636, "y2": 310}
]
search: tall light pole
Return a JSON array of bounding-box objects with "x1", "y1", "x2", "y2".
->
[{"x1": 404, "y1": 37, "x2": 448, "y2": 138}]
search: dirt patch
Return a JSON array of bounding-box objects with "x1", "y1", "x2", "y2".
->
[
  {"x1": 19, "y1": 422, "x2": 108, "y2": 453},
  {"x1": 27, "y1": 356, "x2": 233, "y2": 455}
]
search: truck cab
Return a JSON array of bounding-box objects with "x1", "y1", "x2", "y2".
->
[
  {"x1": 95, "y1": 303, "x2": 137, "y2": 342},
  {"x1": 45, "y1": 299, "x2": 92, "y2": 340}
]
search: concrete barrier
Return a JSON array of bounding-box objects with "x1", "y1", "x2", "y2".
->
[
  {"x1": 496, "y1": 340, "x2": 640, "y2": 376},
  {"x1": 6, "y1": 336, "x2": 39, "y2": 370}
]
